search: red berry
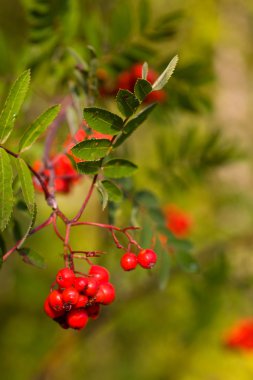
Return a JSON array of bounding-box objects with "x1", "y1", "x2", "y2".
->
[
  {"x1": 96, "y1": 282, "x2": 115, "y2": 305},
  {"x1": 120, "y1": 253, "x2": 138, "y2": 271},
  {"x1": 66, "y1": 309, "x2": 89, "y2": 330},
  {"x1": 62, "y1": 287, "x2": 79, "y2": 306},
  {"x1": 137, "y1": 249, "x2": 157, "y2": 269},
  {"x1": 44, "y1": 298, "x2": 64, "y2": 319},
  {"x1": 85, "y1": 278, "x2": 99, "y2": 297},
  {"x1": 75, "y1": 294, "x2": 89, "y2": 308},
  {"x1": 48, "y1": 290, "x2": 64, "y2": 311},
  {"x1": 56, "y1": 268, "x2": 75, "y2": 288},
  {"x1": 74, "y1": 276, "x2": 88, "y2": 292},
  {"x1": 89, "y1": 265, "x2": 110, "y2": 283},
  {"x1": 86, "y1": 303, "x2": 100, "y2": 320}
]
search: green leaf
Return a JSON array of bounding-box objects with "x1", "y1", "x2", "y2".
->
[
  {"x1": 134, "y1": 79, "x2": 152, "y2": 101},
  {"x1": 71, "y1": 139, "x2": 111, "y2": 161},
  {"x1": 16, "y1": 158, "x2": 35, "y2": 214},
  {"x1": 77, "y1": 160, "x2": 102, "y2": 175},
  {"x1": 152, "y1": 55, "x2": 178, "y2": 91},
  {"x1": 116, "y1": 89, "x2": 139, "y2": 117},
  {"x1": 19, "y1": 247, "x2": 46, "y2": 269},
  {"x1": 83, "y1": 107, "x2": 123, "y2": 135},
  {"x1": 0, "y1": 70, "x2": 30, "y2": 143},
  {"x1": 138, "y1": 0, "x2": 150, "y2": 31},
  {"x1": 96, "y1": 181, "x2": 109, "y2": 211},
  {"x1": 142, "y1": 62, "x2": 148, "y2": 80},
  {"x1": 0, "y1": 149, "x2": 14, "y2": 231},
  {"x1": 19, "y1": 105, "x2": 60, "y2": 153},
  {"x1": 135, "y1": 190, "x2": 159, "y2": 209},
  {"x1": 103, "y1": 159, "x2": 138, "y2": 178},
  {"x1": 114, "y1": 103, "x2": 157, "y2": 147},
  {"x1": 16, "y1": 205, "x2": 37, "y2": 250},
  {"x1": 101, "y1": 180, "x2": 123, "y2": 202},
  {"x1": 175, "y1": 250, "x2": 198, "y2": 273}
]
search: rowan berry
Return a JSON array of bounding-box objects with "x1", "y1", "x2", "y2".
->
[
  {"x1": 89, "y1": 265, "x2": 110, "y2": 283},
  {"x1": 85, "y1": 278, "x2": 99, "y2": 297},
  {"x1": 75, "y1": 294, "x2": 89, "y2": 308},
  {"x1": 74, "y1": 276, "x2": 88, "y2": 292},
  {"x1": 56, "y1": 268, "x2": 75, "y2": 288},
  {"x1": 96, "y1": 282, "x2": 115, "y2": 305},
  {"x1": 62, "y1": 287, "x2": 79, "y2": 306},
  {"x1": 44, "y1": 298, "x2": 64, "y2": 319},
  {"x1": 137, "y1": 249, "x2": 157, "y2": 269},
  {"x1": 120, "y1": 252, "x2": 138, "y2": 271},
  {"x1": 86, "y1": 303, "x2": 100, "y2": 320},
  {"x1": 66, "y1": 309, "x2": 89, "y2": 330},
  {"x1": 48, "y1": 290, "x2": 64, "y2": 311}
]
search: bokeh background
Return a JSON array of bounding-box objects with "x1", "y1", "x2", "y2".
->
[{"x1": 1, "y1": 0, "x2": 253, "y2": 379}]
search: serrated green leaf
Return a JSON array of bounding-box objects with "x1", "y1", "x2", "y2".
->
[
  {"x1": 19, "y1": 247, "x2": 46, "y2": 269},
  {"x1": 77, "y1": 160, "x2": 102, "y2": 175},
  {"x1": 114, "y1": 103, "x2": 157, "y2": 147},
  {"x1": 83, "y1": 107, "x2": 123, "y2": 135},
  {"x1": 96, "y1": 182, "x2": 109, "y2": 211},
  {"x1": 142, "y1": 62, "x2": 148, "y2": 80},
  {"x1": 101, "y1": 180, "x2": 123, "y2": 203},
  {"x1": 175, "y1": 250, "x2": 198, "y2": 273},
  {"x1": 103, "y1": 159, "x2": 137, "y2": 178},
  {"x1": 72, "y1": 139, "x2": 111, "y2": 161},
  {"x1": 19, "y1": 104, "x2": 60, "y2": 153},
  {"x1": 0, "y1": 149, "x2": 14, "y2": 231},
  {"x1": 152, "y1": 55, "x2": 178, "y2": 91},
  {"x1": 16, "y1": 205, "x2": 37, "y2": 250},
  {"x1": 16, "y1": 158, "x2": 35, "y2": 214},
  {"x1": 134, "y1": 79, "x2": 152, "y2": 101},
  {"x1": 116, "y1": 89, "x2": 139, "y2": 117},
  {"x1": 0, "y1": 70, "x2": 30, "y2": 143}
]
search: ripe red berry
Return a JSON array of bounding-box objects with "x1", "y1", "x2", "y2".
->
[
  {"x1": 85, "y1": 278, "x2": 99, "y2": 297},
  {"x1": 74, "y1": 276, "x2": 88, "y2": 292},
  {"x1": 75, "y1": 294, "x2": 89, "y2": 308},
  {"x1": 95, "y1": 282, "x2": 115, "y2": 305},
  {"x1": 86, "y1": 303, "x2": 100, "y2": 320},
  {"x1": 137, "y1": 249, "x2": 157, "y2": 269},
  {"x1": 120, "y1": 252, "x2": 138, "y2": 271},
  {"x1": 44, "y1": 298, "x2": 64, "y2": 319},
  {"x1": 56, "y1": 268, "x2": 75, "y2": 288},
  {"x1": 48, "y1": 290, "x2": 64, "y2": 311},
  {"x1": 66, "y1": 309, "x2": 89, "y2": 330},
  {"x1": 62, "y1": 287, "x2": 79, "y2": 306},
  {"x1": 89, "y1": 265, "x2": 110, "y2": 283}
]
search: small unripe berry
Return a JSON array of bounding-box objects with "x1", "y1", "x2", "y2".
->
[
  {"x1": 137, "y1": 249, "x2": 157, "y2": 269},
  {"x1": 66, "y1": 309, "x2": 89, "y2": 330},
  {"x1": 89, "y1": 265, "x2": 110, "y2": 283},
  {"x1": 56, "y1": 268, "x2": 75, "y2": 288},
  {"x1": 44, "y1": 298, "x2": 64, "y2": 319},
  {"x1": 62, "y1": 287, "x2": 79, "y2": 306},
  {"x1": 96, "y1": 282, "x2": 115, "y2": 305},
  {"x1": 120, "y1": 253, "x2": 138, "y2": 271},
  {"x1": 85, "y1": 278, "x2": 99, "y2": 297},
  {"x1": 74, "y1": 276, "x2": 88, "y2": 292},
  {"x1": 48, "y1": 290, "x2": 64, "y2": 311}
]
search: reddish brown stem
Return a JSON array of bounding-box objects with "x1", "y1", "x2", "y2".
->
[{"x1": 3, "y1": 214, "x2": 53, "y2": 262}]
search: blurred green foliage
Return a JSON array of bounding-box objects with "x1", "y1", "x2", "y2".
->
[{"x1": 1, "y1": 0, "x2": 253, "y2": 379}]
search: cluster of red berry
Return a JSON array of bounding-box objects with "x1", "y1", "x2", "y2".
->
[
  {"x1": 120, "y1": 249, "x2": 157, "y2": 271},
  {"x1": 33, "y1": 154, "x2": 80, "y2": 194},
  {"x1": 99, "y1": 63, "x2": 167, "y2": 103},
  {"x1": 44, "y1": 265, "x2": 115, "y2": 330}
]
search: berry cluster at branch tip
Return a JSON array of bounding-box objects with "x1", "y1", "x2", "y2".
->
[
  {"x1": 44, "y1": 266, "x2": 115, "y2": 330},
  {"x1": 120, "y1": 249, "x2": 157, "y2": 271}
]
